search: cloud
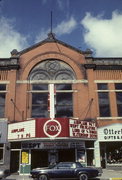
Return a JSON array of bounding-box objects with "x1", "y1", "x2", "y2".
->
[
  {"x1": 54, "y1": 16, "x2": 77, "y2": 35},
  {"x1": 81, "y1": 11, "x2": 122, "y2": 57},
  {"x1": 35, "y1": 16, "x2": 77, "y2": 42},
  {"x1": 0, "y1": 17, "x2": 28, "y2": 58},
  {"x1": 57, "y1": 0, "x2": 64, "y2": 10},
  {"x1": 35, "y1": 28, "x2": 49, "y2": 43}
]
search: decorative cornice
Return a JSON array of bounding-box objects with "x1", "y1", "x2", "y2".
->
[
  {"x1": 0, "y1": 57, "x2": 20, "y2": 70},
  {"x1": 84, "y1": 64, "x2": 122, "y2": 70}
]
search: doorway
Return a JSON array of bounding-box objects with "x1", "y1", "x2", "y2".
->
[
  {"x1": 10, "y1": 150, "x2": 20, "y2": 174},
  {"x1": 31, "y1": 150, "x2": 48, "y2": 169},
  {"x1": 86, "y1": 149, "x2": 94, "y2": 166},
  {"x1": 58, "y1": 149, "x2": 75, "y2": 162}
]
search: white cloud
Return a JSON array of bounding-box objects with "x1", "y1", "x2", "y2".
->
[
  {"x1": 0, "y1": 17, "x2": 28, "y2": 58},
  {"x1": 54, "y1": 16, "x2": 77, "y2": 35},
  {"x1": 35, "y1": 17, "x2": 77, "y2": 42},
  {"x1": 35, "y1": 28, "x2": 49, "y2": 43},
  {"x1": 81, "y1": 11, "x2": 122, "y2": 57}
]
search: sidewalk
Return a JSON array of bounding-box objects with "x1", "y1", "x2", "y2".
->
[{"x1": 6, "y1": 169, "x2": 122, "y2": 180}]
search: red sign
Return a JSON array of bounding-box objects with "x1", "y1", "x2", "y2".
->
[{"x1": 36, "y1": 118, "x2": 69, "y2": 138}]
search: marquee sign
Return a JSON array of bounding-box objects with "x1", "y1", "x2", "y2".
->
[
  {"x1": 69, "y1": 119, "x2": 97, "y2": 139},
  {"x1": 98, "y1": 123, "x2": 122, "y2": 142},
  {"x1": 36, "y1": 118, "x2": 69, "y2": 138},
  {"x1": 43, "y1": 119, "x2": 62, "y2": 138},
  {"x1": 8, "y1": 120, "x2": 35, "y2": 140}
]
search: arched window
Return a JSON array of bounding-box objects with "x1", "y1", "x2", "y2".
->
[
  {"x1": 28, "y1": 60, "x2": 76, "y2": 118},
  {"x1": 29, "y1": 59, "x2": 76, "y2": 80}
]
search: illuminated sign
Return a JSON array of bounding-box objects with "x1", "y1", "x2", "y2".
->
[
  {"x1": 69, "y1": 119, "x2": 97, "y2": 139},
  {"x1": 43, "y1": 119, "x2": 62, "y2": 138},
  {"x1": 36, "y1": 118, "x2": 69, "y2": 138},
  {"x1": 8, "y1": 120, "x2": 35, "y2": 140}
]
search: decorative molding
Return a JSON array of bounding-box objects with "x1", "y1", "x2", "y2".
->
[{"x1": 16, "y1": 79, "x2": 88, "y2": 84}]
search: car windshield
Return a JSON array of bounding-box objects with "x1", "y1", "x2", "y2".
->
[{"x1": 49, "y1": 162, "x2": 83, "y2": 169}]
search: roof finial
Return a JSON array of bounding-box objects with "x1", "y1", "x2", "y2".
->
[
  {"x1": 47, "y1": 11, "x2": 55, "y2": 40},
  {"x1": 51, "y1": 11, "x2": 52, "y2": 33}
]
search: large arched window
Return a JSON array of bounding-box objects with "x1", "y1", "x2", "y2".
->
[{"x1": 28, "y1": 59, "x2": 76, "y2": 118}]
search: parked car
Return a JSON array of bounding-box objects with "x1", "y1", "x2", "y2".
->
[
  {"x1": 0, "y1": 169, "x2": 10, "y2": 179},
  {"x1": 30, "y1": 162, "x2": 102, "y2": 180}
]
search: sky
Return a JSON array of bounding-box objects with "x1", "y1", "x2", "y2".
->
[{"x1": 0, "y1": 0, "x2": 122, "y2": 58}]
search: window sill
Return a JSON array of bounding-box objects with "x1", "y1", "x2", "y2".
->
[{"x1": 97, "y1": 117, "x2": 122, "y2": 120}]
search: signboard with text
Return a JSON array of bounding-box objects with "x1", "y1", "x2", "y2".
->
[
  {"x1": 8, "y1": 120, "x2": 35, "y2": 140},
  {"x1": 98, "y1": 123, "x2": 122, "y2": 142},
  {"x1": 36, "y1": 118, "x2": 69, "y2": 138},
  {"x1": 69, "y1": 119, "x2": 97, "y2": 139}
]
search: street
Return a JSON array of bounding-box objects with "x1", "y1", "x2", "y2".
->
[{"x1": 5, "y1": 169, "x2": 122, "y2": 180}]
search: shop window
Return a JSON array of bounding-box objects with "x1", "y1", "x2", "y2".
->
[
  {"x1": 115, "y1": 83, "x2": 122, "y2": 117},
  {"x1": 21, "y1": 150, "x2": 29, "y2": 164},
  {"x1": 0, "y1": 84, "x2": 6, "y2": 118},
  {"x1": 97, "y1": 83, "x2": 111, "y2": 117},
  {"x1": 106, "y1": 142, "x2": 122, "y2": 164},
  {"x1": 0, "y1": 144, "x2": 4, "y2": 164}
]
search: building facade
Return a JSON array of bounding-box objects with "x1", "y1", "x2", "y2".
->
[{"x1": 0, "y1": 33, "x2": 122, "y2": 173}]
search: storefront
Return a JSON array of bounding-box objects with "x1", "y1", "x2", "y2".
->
[
  {"x1": 98, "y1": 123, "x2": 122, "y2": 170},
  {"x1": 0, "y1": 120, "x2": 10, "y2": 171},
  {"x1": 8, "y1": 118, "x2": 97, "y2": 174}
]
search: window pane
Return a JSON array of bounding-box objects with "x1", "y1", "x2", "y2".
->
[
  {"x1": 97, "y1": 83, "x2": 108, "y2": 90},
  {"x1": 32, "y1": 93, "x2": 48, "y2": 117},
  {"x1": 32, "y1": 105, "x2": 48, "y2": 118},
  {"x1": 56, "y1": 84, "x2": 72, "y2": 90},
  {"x1": 115, "y1": 83, "x2": 122, "y2": 90},
  {"x1": 0, "y1": 94, "x2": 5, "y2": 118},
  {"x1": 98, "y1": 92, "x2": 110, "y2": 117},
  {"x1": 116, "y1": 92, "x2": 122, "y2": 116},
  {"x1": 0, "y1": 149, "x2": 3, "y2": 163},
  {"x1": 56, "y1": 92, "x2": 73, "y2": 117},
  {"x1": 0, "y1": 94, "x2": 5, "y2": 105},
  {"x1": 56, "y1": 105, "x2": 73, "y2": 117},
  {"x1": 56, "y1": 93, "x2": 72, "y2": 105},
  {"x1": 32, "y1": 84, "x2": 48, "y2": 90},
  {"x1": 0, "y1": 84, "x2": 6, "y2": 91},
  {"x1": 32, "y1": 93, "x2": 48, "y2": 105}
]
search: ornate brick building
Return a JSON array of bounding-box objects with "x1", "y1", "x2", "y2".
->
[{"x1": 0, "y1": 33, "x2": 122, "y2": 173}]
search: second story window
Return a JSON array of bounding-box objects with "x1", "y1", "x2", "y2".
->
[
  {"x1": 29, "y1": 59, "x2": 76, "y2": 119},
  {"x1": 97, "y1": 83, "x2": 111, "y2": 117},
  {"x1": 115, "y1": 83, "x2": 122, "y2": 117},
  {"x1": 55, "y1": 84, "x2": 73, "y2": 118},
  {"x1": 0, "y1": 84, "x2": 6, "y2": 118},
  {"x1": 31, "y1": 84, "x2": 49, "y2": 118}
]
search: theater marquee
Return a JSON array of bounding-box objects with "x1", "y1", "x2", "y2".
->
[
  {"x1": 69, "y1": 119, "x2": 97, "y2": 139},
  {"x1": 8, "y1": 120, "x2": 35, "y2": 140}
]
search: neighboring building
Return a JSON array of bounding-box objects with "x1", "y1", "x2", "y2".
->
[{"x1": 0, "y1": 33, "x2": 122, "y2": 173}]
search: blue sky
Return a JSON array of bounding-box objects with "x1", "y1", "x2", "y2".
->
[{"x1": 0, "y1": 0, "x2": 122, "y2": 57}]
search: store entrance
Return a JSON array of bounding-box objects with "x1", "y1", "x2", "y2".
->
[
  {"x1": 86, "y1": 149, "x2": 94, "y2": 166},
  {"x1": 10, "y1": 150, "x2": 20, "y2": 174},
  {"x1": 58, "y1": 149, "x2": 75, "y2": 162},
  {"x1": 31, "y1": 150, "x2": 48, "y2": 169}
]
